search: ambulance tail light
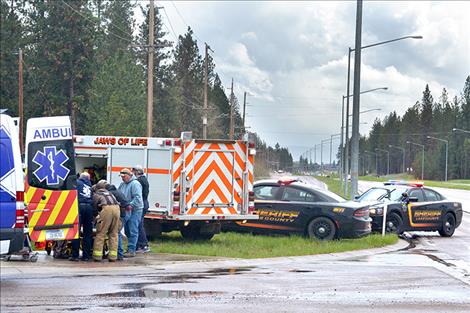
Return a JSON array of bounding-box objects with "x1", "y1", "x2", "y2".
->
[
  {"x1": 248, "y1": 191, "x2": 255, "y2": 213},
  {"x1": 174, "y1": 139, "x2": 182, "y2": 146},
  {"x1": 172, "y1": 191, "x2": 180, "y2": 215},
  {"x1": 15, "y1": 191, "x2": 25, "y2": 228},
  {"x1": 165, "y1": 139, "x2": 172, "y2": 146}
]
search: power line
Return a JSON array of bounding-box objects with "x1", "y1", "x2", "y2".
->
[
  {"x1": 171, "y1": 1, "x2": 202, "y2": 42},
  {"x1": 162, "y1": 7, "x2": 178, "y2": 41},
  {"x1": 60, "y1": 0, "x2": 135, "y2": 45}
]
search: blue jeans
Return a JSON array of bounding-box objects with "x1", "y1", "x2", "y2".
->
[
  {"x1": 137, "y1": 201, "x2": 149, "y2": 248},
  {"x1": 118, "y1": 208, "x2": 142, "y2": 254}
]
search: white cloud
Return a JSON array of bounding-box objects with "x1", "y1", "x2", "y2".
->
[{"x1": 151, "y1": 1, "x2": 469, "y2": 159}]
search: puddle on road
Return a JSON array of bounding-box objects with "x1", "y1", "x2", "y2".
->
[
  {"x1": 98, "y1": 289, "x2": 223, "y2": 299},
  {"x1": 288, "y1": 269, "x2": 314, "y2": 273}
]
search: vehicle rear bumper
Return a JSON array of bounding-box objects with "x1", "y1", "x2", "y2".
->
[
  {"x1": 0, "y1": 228, "x2": 24, "y2": 255},
  {"x1": 371, "y1": 215, "x2": 384, "y2": 231},
  {"x1": 340, "y1": 218, "x2": 372, "y2": 238},
  {"x1": 145, "y1": 213, "x2": 259, "y2": 221}
]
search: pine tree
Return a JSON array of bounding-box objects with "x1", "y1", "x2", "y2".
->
[
  {"x1": 171, "y1": 27, "x2": 203, "y2": 137},
  {"x1": 0, "y1": 0, "x2": 25, "y2": 116}
]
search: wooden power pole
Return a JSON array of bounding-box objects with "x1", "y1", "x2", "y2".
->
[
  {"x1": 203, "y1": 43, "x2": 209, "y2": 139},
  {"x1": 18, "y1": 49, "x2": 24, "y2": 155},
  {"x1": 229, "y1": 78, "x2": 234, "y2": 140},
  {"x1": 147, "y1": 0, "x2": 155, "y2": 137}
]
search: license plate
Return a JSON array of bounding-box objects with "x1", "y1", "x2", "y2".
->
[{"x1": 45, "y1": 229, "x2": 65, "y2": 240}]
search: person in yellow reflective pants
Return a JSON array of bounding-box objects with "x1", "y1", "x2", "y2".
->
[{"x1": 92, "y1": 180, "x2": 120, "y2": 262}]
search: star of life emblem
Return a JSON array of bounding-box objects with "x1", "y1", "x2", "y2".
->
[{"x1": 32, "y1": 146, "x2": 70, "y2": 185}]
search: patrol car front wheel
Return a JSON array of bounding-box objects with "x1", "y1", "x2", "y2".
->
[
  {"x1": 385, "y1": 212, "x2": 403, "y2": 234},
  {"x1": 307, "y1": 217, "x2": 336, "y2": 240},
  {"x1": 438, "y1": 213, "x2": 456, "y2": 237}
]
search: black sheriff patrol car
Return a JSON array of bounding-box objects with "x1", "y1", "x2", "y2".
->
[
  {"x1": 225, "y1": 178, "x2": 372, "y2": 240},
  {"x1": 356, "y1": 181, "x2": 463, "y2": 236}
]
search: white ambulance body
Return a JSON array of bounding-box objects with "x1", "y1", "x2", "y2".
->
[{"x1": 73, "y1": 133, "x2": 257, "y2": 239}]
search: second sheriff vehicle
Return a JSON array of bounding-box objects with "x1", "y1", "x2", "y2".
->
[
  {"x1": 225, "y1": 178, "x2": 372, "y2": 240},
  {"x1": 356, "y1": 181, "x2": 463, "y2": 236}
]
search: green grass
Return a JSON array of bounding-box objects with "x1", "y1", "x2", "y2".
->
[
  {"x1": 149, "y1": 232, "x2": 397, "y2": 259},
  {"x1": 359, "y1": 174, "x2": 470, "y2": 191},
  {"x1": 313, "y1": 175, "x2": 350, "y2": 200}
]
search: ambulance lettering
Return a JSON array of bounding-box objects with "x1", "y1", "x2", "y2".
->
[
  {"x1": 32, "y1": 146, "x2": 70, "y2": 185},
  {"x1": 33, "y1": 127, "x2": 72, "y2": 140}
]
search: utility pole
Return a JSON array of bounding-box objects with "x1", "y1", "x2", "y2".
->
[
  {"x1": 203, "y1": 43, "x2": 212, "y2": 139},
  {"x1": 18, "y1": 49, "x2": 24, "y2": 155},
  {"x1": 242, "y1": 91, "x2": 247, "y2": 135},
  {"x1": 146, "y1": 0, "x2": 155, "y2": 137},
  {"x1": 350, "y1": 0, "x2": 363, "y2": 198},
  {"x1": 229, "y1": 78, "x2": 234, "y2": 139}
]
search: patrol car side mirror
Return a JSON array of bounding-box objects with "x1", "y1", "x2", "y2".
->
[{"x1": 354, "y1": 195, "x2": 361, "y2": 200}]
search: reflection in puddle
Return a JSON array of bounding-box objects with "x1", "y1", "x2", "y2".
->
[{"x1": 99, "y1": 289, "x2": 222, "y2": 299}]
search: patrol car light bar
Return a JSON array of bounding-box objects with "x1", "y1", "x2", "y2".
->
[
  {"x1": 384, "y1": 180, "x2": 424, "y2": 187},
  {"x1": 278, "y1": 177, "x2": 298, "y2": 185}
]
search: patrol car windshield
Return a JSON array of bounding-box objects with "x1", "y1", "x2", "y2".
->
[
  {"x1": 27, "y1": 140, "x2": 76, "y2": 191},
  {"x1": 358, "y1": 186, "x2": 408, "y2": 202}
]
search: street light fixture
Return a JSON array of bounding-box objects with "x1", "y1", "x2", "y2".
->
[
  {"x1": 347, "y1": 34, "x2": 422, "y2": 198},
  {"x1": 388, "y1": 144, "x2": 405, "y2": 173},
  {"x1": 453, "y1": 128, "x2": 470, "y2": 134},
  {"x1": 406, "y1": 141, "x2": 425, "y2": 180},
  {"x1": 427, "y1": 136, "x2": 449, "y2": 181},
  {"x1": 375, "y1": 148, "x2": 390, "y2": 176}
]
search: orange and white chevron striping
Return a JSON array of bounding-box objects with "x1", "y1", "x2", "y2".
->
[
  {"x1": 174, "y1": 140, "x2": 253, "y2": 215},
  {"x1": 25, "y1": 185, "x2": 79, "y2": 242}
]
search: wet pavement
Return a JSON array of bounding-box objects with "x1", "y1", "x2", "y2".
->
[{"x1": 1, "y1": 177, "x2": 469, "y2": 312}]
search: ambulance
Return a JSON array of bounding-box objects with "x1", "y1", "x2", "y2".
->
[
  {"x1": 24, "y1": 116, "x2": 79, "y2": 244},
  {"x1": 73, "y1": 132, "x2": 258, "y2": 240},
  {"x1": 0, "y1": 113, "x2": 25, "y2": 255}
]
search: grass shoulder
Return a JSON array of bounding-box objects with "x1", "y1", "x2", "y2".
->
[
  {"x1": 149, "y1": 232, "x2": 398, "y2": 259},
  {"x1": 359, "y1": 174, "x2": 470, "y2": 191}
]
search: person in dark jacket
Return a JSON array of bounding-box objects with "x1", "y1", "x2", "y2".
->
[
  {"x1": 70, "y1": 172, "x2": 94, "y2": 261},
  {"x1": 133, "y1": 165, "x2": 150, "y2": 253}
]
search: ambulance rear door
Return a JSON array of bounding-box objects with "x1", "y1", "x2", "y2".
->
[{"x1": 25, "y1": 116, "x2": 79, "y2": 242}]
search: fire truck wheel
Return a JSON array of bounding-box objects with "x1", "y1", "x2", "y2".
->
[
  {"x1": 180, "y1": 224, "x2": 214, "y2": 241},
  {"x1": 144, "y1": 219, "x2": 162, "y2": 240}
]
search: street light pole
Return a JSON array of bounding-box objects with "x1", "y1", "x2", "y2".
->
[
  {"x1": 347, "y1": 33, "x2": 423, "y2": 197},
  {"x1": 389, "y1": 144, "x2": 405, "y2": 173},
  {"x1": 406, "y1": 141, "x2": 425, "y2": 180},
  {"x1": 376, "y1": 148, "x2": 390, "y2": 176},
  {"x1": 427, "y1": 136, "x2": 449, "y2": 181}
]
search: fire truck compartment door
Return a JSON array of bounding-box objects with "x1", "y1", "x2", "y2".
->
[
  {"x1": 146, "y1": 148, "x2": 172, "y2": 212},
  {"x1": 108, "y1": 147, "x2": 145, "y2": 186},
  {"x1": 190, "y1": 149, "x2": 235, "y2": 208}
]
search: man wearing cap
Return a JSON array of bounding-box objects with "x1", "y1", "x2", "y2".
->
[
  {"x1": 133, "y1": 165, "x2": 150, "y2": 253},
  {"x1": 118, "y1": 168, "x2": 143, "y2": 257}
]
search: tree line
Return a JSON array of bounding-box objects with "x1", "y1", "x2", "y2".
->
[
  {"x1": 0, "y1": 0, "x2": 293, "y2": 175},
  {"x1": 359, "y1": 77, "x2": 470, "y2": 180}
]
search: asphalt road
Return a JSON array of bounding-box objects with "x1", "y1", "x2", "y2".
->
[{"x1": 1, "y1": 176, "x2": 469, "y2": 312}]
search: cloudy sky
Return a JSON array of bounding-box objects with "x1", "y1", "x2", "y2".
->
[{"x1": 155, "y1": 1, "x2": 470, "y2": 161}]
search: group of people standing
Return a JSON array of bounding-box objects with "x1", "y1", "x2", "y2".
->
[{"x1": 70, "y1": 166, "x2": 150, "y2": 262}]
